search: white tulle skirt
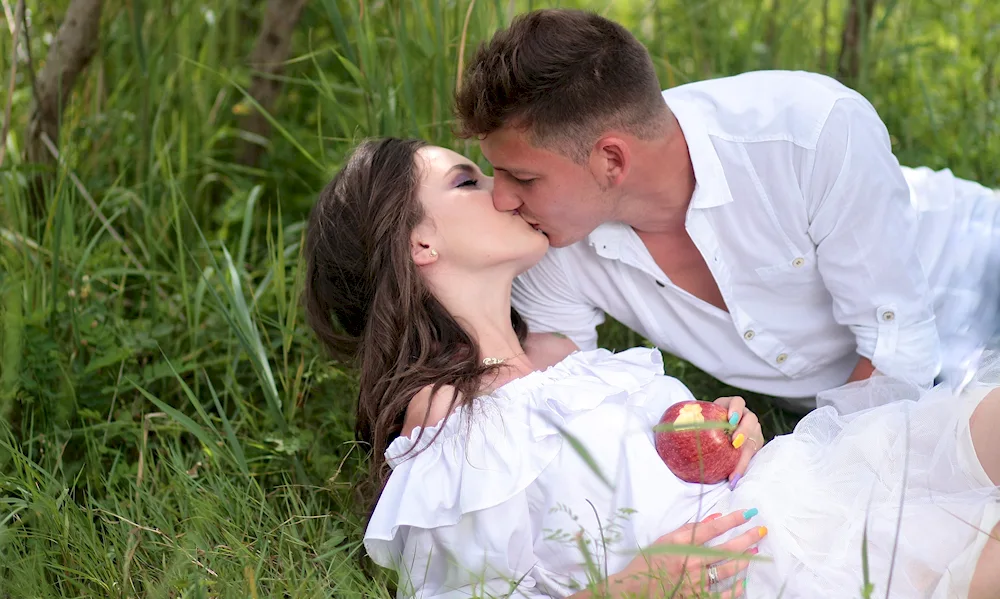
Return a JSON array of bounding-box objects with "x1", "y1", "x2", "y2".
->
[
  {"x1": 906, "y1": 166, "x2": 1000, "y2": 391},
  {"x1": 713, "y1": 352, "x2": 1000, "y2": 598}
]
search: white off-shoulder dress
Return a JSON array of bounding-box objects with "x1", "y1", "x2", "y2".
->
[{"x1": 364, "y1": 348, "x2": 1000, "y2": 598}]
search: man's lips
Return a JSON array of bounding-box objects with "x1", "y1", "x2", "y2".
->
[{"x1": 512, "y1": 210, "x2": 547, "y2": 236}]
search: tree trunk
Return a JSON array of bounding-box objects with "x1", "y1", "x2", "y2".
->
[
  {"x1": 819, "y1": 0, "x2": 830, "y2": 70},
  {"x1": 836, "y1": 0, "x2": 877, "y2": 83},
  {"x1": 763, "y1": 0, "x2": 781, "y2": 65},
  {"x1": 237, "y1": 0, "x2": 309, "y2": 168},
  {"x1": 25, "y1": 0, "x2": 103, "y2": 167}
]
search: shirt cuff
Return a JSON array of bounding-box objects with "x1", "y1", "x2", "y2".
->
[{"x1": 852, "y1": 304, "x2": 942, "y2": 387}]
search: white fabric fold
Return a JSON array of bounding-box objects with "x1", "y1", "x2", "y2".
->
[{"x1": 365, "y1": 347, "x2": 666, "y2": 570}]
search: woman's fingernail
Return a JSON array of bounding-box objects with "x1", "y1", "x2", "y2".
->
[
  {"x1": 758, "y1": 526, "x2": 768, "y2": 538},
  {"x1": 729, "y1": 473, "x2": 742, "y2": 490},
  {"x1": 742, "y1": 507, "x2": 758, "y2": 520},
  {"x1": 743, "y1": 579, "x2": 748, "y2": 589},
  {"x1": 733, "y1": 433, "x2": 746, "y2": 449},
  {"x1": 701, "y1": 513, "x2": 722, "y2": 522},
  {"x1": 748, "y1": 547, "x2": 759, "y2": 555},
  {"x1": 729, "y1": 411, "x2": 740, "y2": 426}
]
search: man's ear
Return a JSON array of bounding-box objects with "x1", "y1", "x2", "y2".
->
[{"x1": 591, "y1": 136, "x2": 631, "y2": 188}]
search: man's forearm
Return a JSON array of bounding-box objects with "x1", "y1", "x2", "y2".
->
[{"x1": 847, "y1": 355, "x2": 876, "y2": 383}]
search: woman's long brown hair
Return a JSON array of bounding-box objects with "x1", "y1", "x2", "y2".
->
[{"x1": 303, "y1": 138, "x2": 527, "y2": 519}]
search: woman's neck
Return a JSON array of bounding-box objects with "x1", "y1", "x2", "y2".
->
[{"x1": 428, "y1": 270, "x2": 535, "y2": 381}]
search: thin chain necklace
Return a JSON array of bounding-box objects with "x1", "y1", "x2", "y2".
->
[{"x1": 482, "y1": 351, "x2": 526, "y2": 366}]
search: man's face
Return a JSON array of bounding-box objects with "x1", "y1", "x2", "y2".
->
[{"x1": 480, "y1": 126, "x2": 614, "y2": 248}]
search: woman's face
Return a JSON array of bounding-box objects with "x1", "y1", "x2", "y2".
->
[{"x1": 410, "y1": 145, "x2": 549, "y2": 275}]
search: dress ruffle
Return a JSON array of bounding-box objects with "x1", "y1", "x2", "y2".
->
[{"x1": 365, "y1": 347, "x2": 666, "y2": 569}]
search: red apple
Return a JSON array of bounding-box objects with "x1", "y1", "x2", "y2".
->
[{"x1": 655, "y1": 400, "x2": 740, "y2": 484}]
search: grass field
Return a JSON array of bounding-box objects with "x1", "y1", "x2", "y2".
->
[{"x1": 1, "y1": 0, "x2": 998, "y2": 597}]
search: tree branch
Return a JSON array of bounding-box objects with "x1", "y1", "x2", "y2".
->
[
  {"x1": 25, "y1": 0, "x2": 103, "y2": 167},
  {"x1": 0, "y1": 0, "x2": 25, "y2": 169},
  {"x1": 837, "y1": 0, "x2": 878, "y2": 83},
  {"x1": 237, "y1": 0, "x2": 308, "y2": 167}
]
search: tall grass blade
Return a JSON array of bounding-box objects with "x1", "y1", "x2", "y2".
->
[
  {"x1": 126, "y1": 377, "x2": 218, "y2": 453},
  {"x1": 204, "y1": 371, "x2": 250, "y2": 480}
]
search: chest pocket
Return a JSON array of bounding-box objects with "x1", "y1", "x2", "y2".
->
[{"x1": 754, "y1": 254, "x2": 823, "y2": 287}]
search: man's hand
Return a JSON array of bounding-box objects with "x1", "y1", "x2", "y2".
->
[{"x1": 846, "y1": 356, "x2": 876, "y2": 383}]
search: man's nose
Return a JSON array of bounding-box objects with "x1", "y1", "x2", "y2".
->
[{"x1": 492, "y1": 179, "x2": 522, "y2": 211}]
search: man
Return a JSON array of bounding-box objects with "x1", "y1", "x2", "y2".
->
[{"x1": 454, "y1": 9, "x2": 1000, "y2": 411}]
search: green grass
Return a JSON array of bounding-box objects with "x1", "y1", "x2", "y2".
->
[{"x1": 0, "y1": 0, "x2": 997, "y2": 596}]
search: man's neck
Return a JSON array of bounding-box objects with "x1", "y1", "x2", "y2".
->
[{"x1": 615, "y1": 115, "x2": 695, "y2": 235}]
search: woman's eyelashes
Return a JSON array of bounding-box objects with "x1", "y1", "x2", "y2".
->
[{"x1": 455, "y1": 176, "x2": 479, "y2": 188}]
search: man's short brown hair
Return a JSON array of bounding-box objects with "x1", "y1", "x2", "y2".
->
[{"x1": 455, "y1": 9, "x2": 668, "y2": 162}]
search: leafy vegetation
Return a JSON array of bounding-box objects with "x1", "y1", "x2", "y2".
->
[{"x1": 0, "y1": 0, "x2": 997, "y2": 596}]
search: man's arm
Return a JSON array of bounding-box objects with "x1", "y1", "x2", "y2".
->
[
  {"x1": 805, "y1": 96, "x2": 941, "y2": 387},
  {"x1": 524, "y1": 332, "x2": 579, "y2": 369},
  {"x1": 847, "y1": 356, "x2": 876, "y2": 383},
  {"x1": 512, "y1": 248, "x2": 605, "y2": 351}
]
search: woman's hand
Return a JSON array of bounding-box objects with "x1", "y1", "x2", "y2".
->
[
  {"x1": 714, "y1": 396, "x2": 765, "y2": 488},
  {"x1": 600, "y1": 509, "x2": 765, "y2": 598}
]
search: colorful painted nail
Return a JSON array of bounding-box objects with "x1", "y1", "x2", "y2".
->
[
  {"x1": 742, "y1": 507, "x2": 758, "y2": 520},
  {"x1": 729, "y1": 411, "x2": 740, "y2": 426},
  {"x1": 758, "y1": 526, "x2": 768, "y2": 538},
  {"x1": 733, "y1": 433, "x2": 746, "y2": 449},
  {"x1": 743, "y1": 579, "x2": 748, "y2": 589},
  {"x1": 701, "y1": 513, "x2": 723, "y2": 523},
  {"x1": 729, "y1": 473, "x2": 742, "y2": 490},
  {"x1": 748, "y1": 547, "x2": 759, "y2": 556}
]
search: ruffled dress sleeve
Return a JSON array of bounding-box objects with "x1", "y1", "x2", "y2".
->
[
  {"x1": 364, "y1": 409, "x2": 559, "y2": 598},
  {"x1": 362, "y1": 347, "x2": 678, "y2": 598}
]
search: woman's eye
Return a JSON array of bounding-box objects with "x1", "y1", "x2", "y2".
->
[{"x1": 457, "y1": 178, "x2": 478, "y2": 188}]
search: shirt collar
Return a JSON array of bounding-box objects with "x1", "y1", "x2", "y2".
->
[
  {"x1": 587, "y1": 221, "x2": 633, "y2": 260},
  {"x1": 663, "y1": 93, "x2": 734, "y2": 210}
]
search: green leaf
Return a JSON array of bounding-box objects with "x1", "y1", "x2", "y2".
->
[
  {"x1": 652, "y1": 420, "x2": 735, "y2": 433},
  {"x1": 126, "y1": 377, "x2": 218, "y2": 452}
]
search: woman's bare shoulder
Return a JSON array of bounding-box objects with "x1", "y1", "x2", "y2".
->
[{"x1": 401, "y1": 384, "x2": 461, "y2": 438}]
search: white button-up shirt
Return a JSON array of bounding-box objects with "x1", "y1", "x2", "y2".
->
[{"x1": 512, "y1": 70, "x2": 999, "y2": 399}]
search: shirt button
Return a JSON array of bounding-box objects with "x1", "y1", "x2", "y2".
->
[
  {"x1": 776, "y1": 353, "x2": 788, "y2": 364},
  {"x1": 882, "y1": 311, "x2": 895, "y2": 322},
  {"x1": 743, "y1": 330, "x2": 755, "y2": 340},
  {"x1": 792, "y1": 257, "x2": 805, "y2": 268}
]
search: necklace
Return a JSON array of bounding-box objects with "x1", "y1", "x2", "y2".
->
[{"x1": 482, "y1": 351, "x2": 526, "y2": 366}]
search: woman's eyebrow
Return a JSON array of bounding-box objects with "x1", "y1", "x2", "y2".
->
[{"x1": 445, "y1": 163, "x2": 479, "y2": 177}]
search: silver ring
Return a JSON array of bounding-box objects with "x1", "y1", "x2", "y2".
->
[{"x1": 707, "y1": 564, "x2": 719, "y2": 585}]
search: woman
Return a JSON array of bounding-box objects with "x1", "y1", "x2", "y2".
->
[{"x1": 304, "y1": 138, "x2": 1000, "y2": 598}]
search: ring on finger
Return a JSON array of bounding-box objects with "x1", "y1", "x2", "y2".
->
[
  {"x1": 747, "y1": 437, "x2": 759, "y2": 452},
  {"x1": 707, "y1": 564, "x2": 719, "y2": 585}
]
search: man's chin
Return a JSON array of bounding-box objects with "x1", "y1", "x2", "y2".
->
[{"x1": 544, "y1": 233, "x2": 579, "y2": 249}]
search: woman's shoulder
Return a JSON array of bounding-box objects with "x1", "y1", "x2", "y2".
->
[
  {"x1": 385, "y1": 346, "x2": 675, "y2": 468},
  {"x1": 400, "y1": 383, "x2": 460, "y2": 439}
]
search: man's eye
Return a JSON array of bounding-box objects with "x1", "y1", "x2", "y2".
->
[{"x1": 513, "y1": 176, "x2": 535, "y2": 185}]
